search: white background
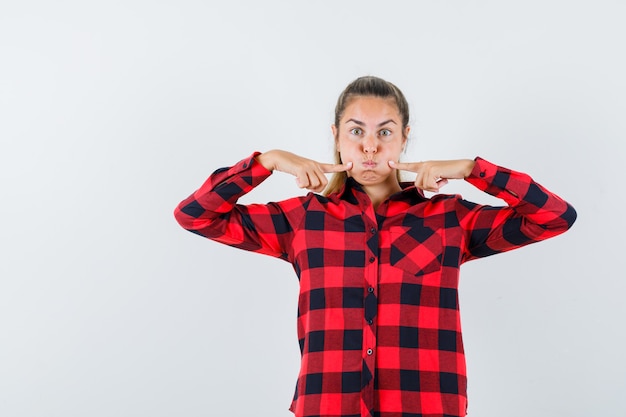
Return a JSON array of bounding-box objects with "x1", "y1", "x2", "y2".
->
[{"x1": 1, "y1": 1, "x2": 624, "y2": 416}]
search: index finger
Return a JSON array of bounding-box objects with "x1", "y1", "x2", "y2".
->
[
  {"x1": 389, "y1": 161, "x2": 422, "y2": 173},
  {"x1": 319, "y1": 162, "x2": 353, "y2": 173}
]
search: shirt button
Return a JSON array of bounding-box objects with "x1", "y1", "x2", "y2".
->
[
  {"x1": 367, "y1": 319, "x2": 373, "y2": 325},
  {"x1": 367, "y1": 287, "x2": 374, "y2": 293},
  {"x1": 243, "y1": 162, "x2": 248, "y2": 168},
  {"x1": 479, "y1": 171, "x2": 485, "y2": 177},
  {"x1": 367, "y1": 349, "x2": 373, "y2": 355},
  {"x1": 369, "y1": 256, "x2": 376, "y2": 263},
  {"x1": 370, "y1": 227, "x2": 376, "y2": 234}
]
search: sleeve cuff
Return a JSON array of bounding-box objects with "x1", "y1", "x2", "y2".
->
[
  {"x1": 231, "y1": 151, "x2": 273, "y2": 179},
  {"x1": 468, "y1": 156, "x2": 498, "y2": 182},
  {"x1": 465, "y1": 156, "x2": 524, "y2": 205}
]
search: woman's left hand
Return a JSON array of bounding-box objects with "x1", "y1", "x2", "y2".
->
[{"x1": 389, "y1": 159, "x2": 476, "y2": 192}]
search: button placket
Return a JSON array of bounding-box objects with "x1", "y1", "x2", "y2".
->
[{"x1": 360, "y1": 208, "x2": 379, "y2": 412}]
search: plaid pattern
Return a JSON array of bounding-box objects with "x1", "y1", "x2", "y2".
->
[{"x1": 174, "y1": 153, "x2": 576, "y2": 417}]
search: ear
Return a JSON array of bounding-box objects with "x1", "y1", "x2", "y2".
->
[
  {"x1": 402, "y1": 126, "x2": 410, "y2": 151},
  {"x1": 331, "y1": 124, "x2": 339, "y2": 150}
]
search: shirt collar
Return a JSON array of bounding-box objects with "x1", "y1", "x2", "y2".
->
[{"x1": 333, "y1": 178, "x2": 428, "y2": 206}]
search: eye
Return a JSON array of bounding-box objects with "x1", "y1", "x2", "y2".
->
[
  {"x1": 379, "y1": 129, "x2": 392, "y2": 137},
  {"x1": 350, "y1": 127, "x2": 363, "y2": 135}
]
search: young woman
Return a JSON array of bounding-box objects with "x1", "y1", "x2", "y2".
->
[{"x1": 174, "y1": 76, "x2": 576, "y2": 417}]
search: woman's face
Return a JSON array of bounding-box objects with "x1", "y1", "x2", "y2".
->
[{"x1": 332, "y1": 96, "x2": 409, "y2": 187}]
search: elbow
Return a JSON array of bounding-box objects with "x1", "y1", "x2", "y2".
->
[
  {"x1": 561, "y1": 203, "x2": 577, "y2": 230},
  {"x1": 173, "y1": 198, "x2": 207, "y2": 230},
  {"x1": 173, "y1": 206, "x2": 188, "y2": 229},
  {"x1": 173, "y1": 206, "x2": 192, "y2": 230}
]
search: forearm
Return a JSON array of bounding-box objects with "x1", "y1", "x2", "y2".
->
[
  {"x1": 174, "y1": 152, "x2": 272, "y2": 232},
  {"x1": 467, "y1": 157, "x2": 576, "y2": 229},
  {"x1": 459, "y1": 157, "x2": 576, "y2": 260}
]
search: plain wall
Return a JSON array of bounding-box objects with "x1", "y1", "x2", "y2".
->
[{"x1": 1, "y1": 1, "x2": 624, "y2": 416}]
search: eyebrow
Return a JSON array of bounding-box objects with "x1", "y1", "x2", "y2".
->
[{"x1": 345, "y1": 118, "x2": 397, "y2": 127}]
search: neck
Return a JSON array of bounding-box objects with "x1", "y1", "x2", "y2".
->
[{"x1": 362, "y1": 178, "x2": 402, "y2": 210}]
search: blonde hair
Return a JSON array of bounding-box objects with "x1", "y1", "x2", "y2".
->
[{"x1": 324, "y1": 76, "x2": 410, "y2": 195}]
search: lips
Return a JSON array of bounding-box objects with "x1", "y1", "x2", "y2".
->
[{"x1": 362, "y1": 161, "x2": 377, "y2": 168}]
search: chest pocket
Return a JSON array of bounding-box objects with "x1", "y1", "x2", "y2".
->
[{"x1": 388, "y1": 223, "x2": 443, "y2": 276}]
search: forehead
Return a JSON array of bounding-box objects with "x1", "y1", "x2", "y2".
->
[{"x1": 341, "y1": 96, "x2": 400, "y2": 123}]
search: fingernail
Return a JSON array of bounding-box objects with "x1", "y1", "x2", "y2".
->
[{"x1": 388, "y1": 160, "x2": 395, "y2": 166}]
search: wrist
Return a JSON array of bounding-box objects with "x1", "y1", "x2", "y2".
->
[
  {"x1": 463, "y1": 159, "x2": 476, "y2": 178},
  {"x1": 255, "y1": 150, "x2": 277, "y2": 171}
]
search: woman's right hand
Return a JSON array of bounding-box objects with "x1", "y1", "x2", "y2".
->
[{"x1": 256, "y1": 150, "x2": 352, "y2": 193}]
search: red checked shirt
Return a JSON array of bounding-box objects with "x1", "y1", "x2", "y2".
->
[{"x1": 174, "y1": 153, "x2": 576, "y2": 417}]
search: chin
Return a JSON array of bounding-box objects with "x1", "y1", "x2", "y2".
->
[{"x1": 354, "y1": 169, "x2": 389, "y2": 184}]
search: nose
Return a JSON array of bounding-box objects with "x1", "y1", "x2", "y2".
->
[{"x1": 363, "y1": 135, "x2": 377, "y2": 154}]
